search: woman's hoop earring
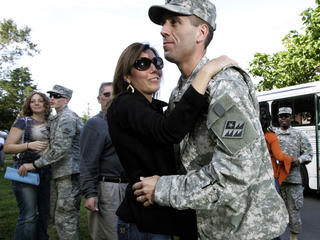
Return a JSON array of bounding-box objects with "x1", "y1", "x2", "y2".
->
[{"x1": 126, "y1": 83, "x2": 135, "y2": 93}]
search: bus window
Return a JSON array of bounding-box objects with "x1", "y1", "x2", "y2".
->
[
  {"x1": 270, "y1": 95, "x2": 315, "y2": 127},
  {"x1": 294, "y1": 112, "x2": 312, "y2": 125}
]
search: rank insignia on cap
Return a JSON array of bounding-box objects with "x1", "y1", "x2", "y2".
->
[{"x1": 222, "y1": 120, "x2": 245, "y2": 138}]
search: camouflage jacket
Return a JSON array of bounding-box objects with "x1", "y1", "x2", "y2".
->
[
  {"x1": 35, "y1": 106, "x2": 83, "y2": 179},
  {"x1": 155, "y1": 56, "x2": 288, "y2": 240},
  {"x1": 275, "y1": 127, "x2": 312, "y2": 184}
]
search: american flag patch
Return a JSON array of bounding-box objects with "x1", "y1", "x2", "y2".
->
[{"x1": 222, "y1": 120, "x2": 245, "y2": 138}]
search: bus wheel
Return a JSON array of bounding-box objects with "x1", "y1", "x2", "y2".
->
[{"x1": 300, "y1": 165, "x2": 310, "y2": 194}]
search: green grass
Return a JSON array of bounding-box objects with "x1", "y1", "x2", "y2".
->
[
  {"x1": 0, "y1": 155, "x2": 90, "y2": 240},
  {"x1": 1, "y1": 156, "x2": 181, "y2": 240}
]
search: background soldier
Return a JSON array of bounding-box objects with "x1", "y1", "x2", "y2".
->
[
  {"x1": 276, "y1": 107, "x2": 313, "y2": 240},
  {"x1": 133, "y1": 0, "x2": 289, "y2": 239},
  {"x1": 80, "y1": 82, "x2": 127, "y2": 240},
  {"x1": 21, "y1": 84, "x2": 83, "y2": 239}
]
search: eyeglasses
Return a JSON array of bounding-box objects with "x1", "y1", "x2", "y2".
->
[
  {"x1": 49, "y1": 93, "x2": 65, "y2": 99},
  {"x1": 102, "y1": 92, "x2": 111, "y2": 98},
  {"x1": 278, "y1": 114, "x2": 291, "y2": 118},
  {"x1": 134, "y1": 57, "x2": 164, "y2": 71}
]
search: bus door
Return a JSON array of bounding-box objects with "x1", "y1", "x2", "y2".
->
[
  {"x1": 270, "y1": 95, "x2": 318, "y2": 190},
  {"x1": 316, "y1": 94, "x2": 320, "y2": 190}
]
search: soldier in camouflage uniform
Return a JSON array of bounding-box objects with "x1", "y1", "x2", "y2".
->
[
  {"x1": 133, "y1": 1, "x2": 289, "y2": 239},
  {"x1": 22, "y1": 85, "x2": 83, "y2": 239},
  {"x1": 275, "y1": 107, "x2": 312, "y2": 240}
]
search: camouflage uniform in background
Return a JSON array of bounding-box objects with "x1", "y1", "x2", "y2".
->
[
  {"x1": 275, "y1": 127, "x2": 312, "y2": 234},
  {"x1": 155, "y1": 56, "x2": 289, "y2": 240},
  {"x1": 35, "y1": 101, "x2": 83, "y2": 239}
]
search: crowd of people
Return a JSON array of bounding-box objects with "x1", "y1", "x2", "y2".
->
[{"x1": 2, "y1": 1, "x2": 312, "y2": 240}]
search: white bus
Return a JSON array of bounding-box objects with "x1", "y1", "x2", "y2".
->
[{"x1": 257, "y1": 81, "x2": 320, "y2": 191}]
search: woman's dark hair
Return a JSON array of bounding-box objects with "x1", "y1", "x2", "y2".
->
[
  {"x1": 259, "y1": 107, "x2": 272, "y2": 133},
  {"x1": 112, "y1": 42, "x2": 160, "y2": 99},
  {"x1": 20, "y1": 92, "x2": 51, "y2": 120}
]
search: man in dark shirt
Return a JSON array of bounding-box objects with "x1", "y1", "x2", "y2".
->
[{"x1": 80, "y1": 82, "x2": 127, "y2": 240}]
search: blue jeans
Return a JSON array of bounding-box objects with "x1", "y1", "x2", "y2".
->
[
  {"x1": 117, "y1": 219, "x2": 173, "y2": 240},
  {"x1": 274, "y1": 178, "x2": 280, "y2": 193},
  {"x1": 12, "y1": 167, "x2": 51, "y2": 240}
]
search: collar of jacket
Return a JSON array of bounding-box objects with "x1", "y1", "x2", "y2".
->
[
  {"x1": 177, "y1": 55, "x2": 208, "y2": 89},
  {"x1": 50, "y1": 105, "x2": 68, "y2": 120},
  {"x1": 126, "y1": 88, "x2": 168, "y2": 111},
  {"x1": 277, "y1": 127, "x2": 292, "y2": 135}
]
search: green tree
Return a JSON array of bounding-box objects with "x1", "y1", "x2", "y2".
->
[
  {"x1": 0, "y1": 19, "x2": 38, "y2": 71},
  {"x1": 81, "y1": 114, "x2": 89, "y2": 124},
  {"x1": 81, "y1": 103, "x2": 91, "y2": 124},
  {"x1": 249, "y1": 1, "x2": 320, "y2": 91},
  {"x1": 0, "y1": 67, "x2": 37, "y2": 130},
  {"x1": 0, "y1": 19, "x2": 39, "y2": 130}
]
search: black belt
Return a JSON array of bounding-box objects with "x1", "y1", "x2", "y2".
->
[{"x1": 98, "y1": 176, "x2": 128, "y2": 183}]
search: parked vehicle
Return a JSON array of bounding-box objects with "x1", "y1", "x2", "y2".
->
[{"x1": 257, "y1": 81, "x2": 320, "y2": 191}]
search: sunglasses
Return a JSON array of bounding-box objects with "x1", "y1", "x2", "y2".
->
[
  {"x1": 102, "y1": 92, "x2": 111, "y2": 97},
  {"x1": 49, "y1": 93, "x2": 65, "y2": 99},
  {"x1": 134, "y1": 57, "x2": 164, "y2": 71},
  {"x1": 278, "y1": 114, "x2": 291, "y2": 118}
]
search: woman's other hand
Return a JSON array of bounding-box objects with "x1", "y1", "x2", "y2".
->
[
  {"x1": 28, "y1": 141, "x2": 48, "y2": 152},
  {"x1": 18, "y1": 163, "x2": 35, "y2": 176}
]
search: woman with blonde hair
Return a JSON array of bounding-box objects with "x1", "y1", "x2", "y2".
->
[{"x1": 4, "y1": 92, "x2": 51, "y2": 240}]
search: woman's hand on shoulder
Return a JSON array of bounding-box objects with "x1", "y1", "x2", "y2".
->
[
  {"x1": 192, "y1": 55, "x2": 238, "y2": 95},
  {"x1": 201, "y1": 55, "x2": 238, "y2": 78}
]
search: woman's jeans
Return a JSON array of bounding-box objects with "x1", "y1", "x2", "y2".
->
[
  {"x1": 117, "y1": 219, "x2": 173, "y2": 240},
  {"x1": 12, "y1": 167, "x2": 51, "y2": 240},
  {"x1": 275, "y1": 178, "x2": 280, "y2": 193}
]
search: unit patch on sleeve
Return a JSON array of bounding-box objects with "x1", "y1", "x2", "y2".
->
[
  {"x1": 222, "y1": 120, "x2": 245, "y2": 138},
  {"x1": 207, "y1": 93, "x2": 259, "y2": 155}
]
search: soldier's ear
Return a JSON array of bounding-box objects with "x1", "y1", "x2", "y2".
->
[{"x1": 196, "y1": 23, "x2": 209, "y2": 45}]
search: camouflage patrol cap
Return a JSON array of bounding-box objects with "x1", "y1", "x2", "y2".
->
[
  {"x1": 278, "y1": 107, "x2": 292, "y2": 115},
  {"x1": 47, "y1": 84, "x2": 73, "y2": 99},
  {"x1": 149, "y1": 0, "x2": 216, "y2": 30}
]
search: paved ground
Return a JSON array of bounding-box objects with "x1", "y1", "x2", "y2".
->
[{"x1": 281, "y1": 191, "x2": 320, "y2": 240}]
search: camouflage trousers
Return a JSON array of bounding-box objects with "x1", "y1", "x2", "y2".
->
[
  {"x1": 279, "y1": 183, "x2": 304, "y2": 234},
  {"x1": 51, "y1": 174, "x2": 81, "y2": 240}
]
